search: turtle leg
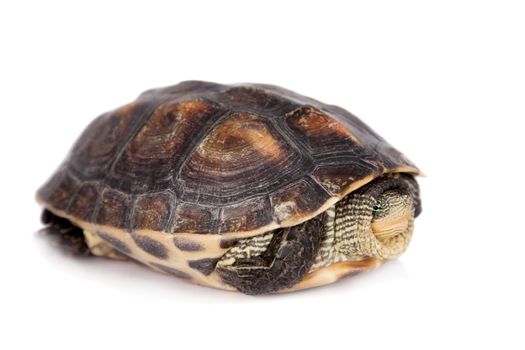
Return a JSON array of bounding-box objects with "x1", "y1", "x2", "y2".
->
[
  {"x1": 40, "y1": 210, "x2": 126, "y2": 260},
  {"x1": 215, "y1": 216, "x2": 324, "y2": 295},
  {"x1": 40, "y1": 209, "x2": 91, "y2": 256}
]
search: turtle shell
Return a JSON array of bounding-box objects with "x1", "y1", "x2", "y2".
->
[{"x1": 37, "y1": 81, "x2": 420, "y2": 237}]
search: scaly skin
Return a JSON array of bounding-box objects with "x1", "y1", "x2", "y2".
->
[{"x1": 214, "y1": 173, "x2": 420, "y2": 294}]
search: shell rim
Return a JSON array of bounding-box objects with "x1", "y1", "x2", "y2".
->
[{"x1": 36, "y1": 165, "x2": 420, "y2": 239}]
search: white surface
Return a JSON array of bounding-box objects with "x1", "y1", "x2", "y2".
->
[{"x1": 1, "y1": 1, "x2": 524, "y2": 349}]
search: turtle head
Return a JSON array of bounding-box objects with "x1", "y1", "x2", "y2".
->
[
  {"x1": 330, "y1": 174, "x2": 420, "y2": 261},
  {"x1": 372, "y1": 190, "x2": 414, "y2": 244}
]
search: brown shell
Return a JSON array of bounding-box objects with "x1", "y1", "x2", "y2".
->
[{"x1": 37, "y1": 81, "x2": 419, "y2": 236}]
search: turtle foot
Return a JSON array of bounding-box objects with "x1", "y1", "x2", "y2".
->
[{"x1": 40, "y1": 209, "x2": 91, "y2": 256}]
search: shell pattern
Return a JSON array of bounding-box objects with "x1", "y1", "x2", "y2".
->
[{"x1": 38, "y1": 81, "x2": 418, "y2": 236}]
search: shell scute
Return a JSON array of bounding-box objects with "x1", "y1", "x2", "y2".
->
[
  {"x1": 220, "y1": 85, "x2": 300, "y2": 115},
  {"x1": 171, "y1": 203, "x2": 220, "y2": 234},
  {"x1": 219, "y1": 196, "x2": 272, "y2": 233},
  {"x1": 94, "y1": 188, "x2": 131, "y2": 229},
  {"x1": 67, "y1": 182, "x2": 100, "y2": 221},
  {"x1": 109, "y1": 100, "x2": 226, "y2": 192},
  {"x1": 285, "y1": 106, "x2": 364, "y2": 155},
  {"x1": 68, "y1": 102, "x2": 150, "y2": 179},
  {"x1": 133, "y1": 192, "x2": 174, "y2": 232},
  {"x1": 270, "y1": 178, "x2": 332, "y2": 225},
  {"x1": 39, "y1": 168, "x2": 72, "y2": 210},
  {"x1": 177, "y1": 111, "x2": 308, "y2": 206}
]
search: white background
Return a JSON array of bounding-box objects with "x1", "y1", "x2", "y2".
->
[{"x1": 1, "y1": 1, "x2": 524, "y2": 349}]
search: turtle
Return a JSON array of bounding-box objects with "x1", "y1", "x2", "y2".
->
[{"x1": 36, "y1": 81, "x2": 422, "y2": 295}]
